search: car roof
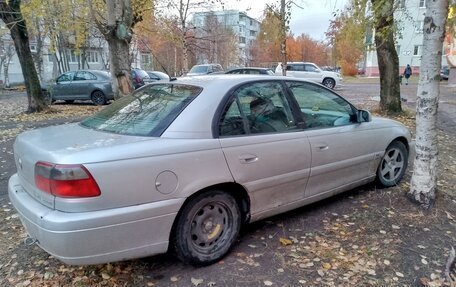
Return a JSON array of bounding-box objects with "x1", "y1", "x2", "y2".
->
[
  {"x1": 158, "y1": 75, "x2": 314, "y2": 139},
  {"x1": 228, "y1": 67, "x2": 270, "y2": 70}
]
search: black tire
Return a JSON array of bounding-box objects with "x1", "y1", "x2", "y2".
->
[
  {"x1": 173, "y1": 190, "x2": 241, "y2": 266},
  {"x1": 91, "y1": 91, "x2": 106, "y2": 105},
  {"x1": 376, "y1": 141, "x2": 408, "y2": 187},
  {"x1": 322, "y1": 78, "x2": 336, "y2": 89}
]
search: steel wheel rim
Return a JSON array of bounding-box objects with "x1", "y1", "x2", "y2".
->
[
  {"x1": 189, "y1": 201, "x2": 233, "y2": 253},
  {"x1": 380, "y1": 147, "x2": 405, "y2": 182}
]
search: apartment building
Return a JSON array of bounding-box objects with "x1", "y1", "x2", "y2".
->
[
  {"x1": 364, "y1": 0, "x2": 450, "y2": 76},
  {"x1": 192, "y1": 10, "x2": 261, "y2": 66}
]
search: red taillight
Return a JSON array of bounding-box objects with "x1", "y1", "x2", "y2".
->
[{"x1": 34, "y1": 162, "x2": 101, "y2": 198}]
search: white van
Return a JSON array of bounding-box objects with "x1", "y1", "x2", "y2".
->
[{"x1": 275, "y1": 62, "x2": 342, "y2": 89}]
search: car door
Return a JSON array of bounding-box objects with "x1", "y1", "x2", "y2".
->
[
  {"x1": 285, "y1": 81, "x2": 378, "y2": 198},
  {"x1": 217, "y1": 81, "x2": 312, "y2": 219},
  {"x1": 303, "y1": 63, "x2": 323, "y2": 83},
  {"x1": 73, "y1": 71, "x2": 97, "y2": 99},
  {"x1": 52, "y1": 72, "x2": 75, "y2": 100}
]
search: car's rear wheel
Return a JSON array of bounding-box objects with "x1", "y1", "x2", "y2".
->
[
  {"x1": 91, "y1": 91, "x2": 106, "y2": 105},
  {"x1": 322, "y1": 78, "x2": 336, "y2": 89},
  {"x1": 173, "y1": 190, "x2": 241, "y2": 266},
  {"x1": 376, "y1": 141, "x2": 408, "y2": 187}
]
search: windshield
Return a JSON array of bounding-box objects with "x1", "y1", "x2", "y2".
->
[
  {"x1": 81, "y1": 84, "x2": 203, "y2": 136},
  {"x1": 189, "y1": 65, "x2": 209, "y2": 74}
]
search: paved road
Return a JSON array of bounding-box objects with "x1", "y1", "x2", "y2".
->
[{"x1": 338, "y1": 82, "x2": 455, "y2": 135}]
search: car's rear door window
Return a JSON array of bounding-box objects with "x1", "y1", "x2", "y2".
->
[
  {"x1": 218, "y1": 81, "x2": 298, "y2": 136},
  {"x1": 81, "y1": 84, "x2": 202, "y2": 136}
]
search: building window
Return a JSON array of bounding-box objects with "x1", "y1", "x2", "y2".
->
[
  {"x1": 68, "y1": 50, "x2": 80, "y2": 63},
  {"x1": 141, "y1": 53, "x2": 153, "y2": 70},
  {"x1": 415, "y1": 21, "x2": 423, "y2": 33},
  {"x1": 419, "y1": 0, "x2": 426, "y2": 8},
  {"x1": 397, "y1": 0, "x2": 405, "y2": 8},
  {"x1": 396, "y1": 45, "x2": 401, "y2": 55},
  {"x1": 413, "y1": 45, "x2": 422, "y2": 56},
  {"x1": 86, "y1": 51, "x2": 99, "y2": 63},
  {"x1": 239, "y1": 37, "x2": 246, "y2": 44},
  {"x1": 250, "y1": 30, "x2": 256, "y2": 37}
]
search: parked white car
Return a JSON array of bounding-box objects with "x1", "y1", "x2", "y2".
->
[{"x1": 275, "y1": 62, "x2": 342, "y2": 89}]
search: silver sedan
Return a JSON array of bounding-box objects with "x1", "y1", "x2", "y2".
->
[{"x1": 9, "y1": 75, "x2": 411, "y2": 266}]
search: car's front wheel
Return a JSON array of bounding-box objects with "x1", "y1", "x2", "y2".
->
[
  {"x1": 91, "y1": 91, "x2": 106, "y2": 105},
  {"x1": 322, "y1": 78, "x2": 336, "y2": 89},
  {"x1": 173, "y1": 190, "x2": 241, "y2": 266},
  {"x1": 376, "y1": 141, "x2": 408, "y2": 187}
]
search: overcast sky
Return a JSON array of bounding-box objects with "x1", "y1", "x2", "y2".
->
[{"x1": 222, "y1": 0, "x2": 348, "y2": 41}]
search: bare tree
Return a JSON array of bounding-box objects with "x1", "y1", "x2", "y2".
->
[
  {"x1": 408, "y1": 0, "x2": 449, "y2": 208},
  {"x1": 90, "y1": 0, "x2": 147, "y2": 98},
  {"x1": 370, "y1": 0, "x2": 401, "y2": 113}
]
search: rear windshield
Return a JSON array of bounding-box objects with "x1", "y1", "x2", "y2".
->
[
  {"x1": 81, "y1": 84, "x2": 202, "y2": 136},
  {"x1": 189, "y1": 65, "x2": 209, "y2": 73},
  {"x1": 134, "y1": 69, "x2": 150, "y2": 78}
]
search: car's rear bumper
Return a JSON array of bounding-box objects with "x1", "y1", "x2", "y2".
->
[{"x1": 8, "y1": 173, "x2": 184, "y2": 265}]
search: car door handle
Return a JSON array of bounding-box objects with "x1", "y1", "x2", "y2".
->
[
  {"x1": 239, "y1": 154, "x2": 258, "y2": 163},
  {"x1": 315, "y1": 144, "x2": 329, "y2": 151}
]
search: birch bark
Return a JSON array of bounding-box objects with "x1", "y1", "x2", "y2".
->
[{"x1": 409, "y1": 0, "x2": 449, "y2": 208}]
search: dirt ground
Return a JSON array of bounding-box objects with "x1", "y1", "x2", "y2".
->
[{"x1": 0, "y1": 81, "x2": 455, "y2": 287}]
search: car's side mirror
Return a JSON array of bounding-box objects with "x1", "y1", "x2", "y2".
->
[{"x1": 357, "y1": 109, "x2": 372, "y2": 123}]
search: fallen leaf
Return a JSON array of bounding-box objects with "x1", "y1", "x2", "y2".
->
[
  {"x1": 191, "y1": 278, "x2": 204, "y2": 286},
  {"x1": 384, "y1": 259, "x2": 390, "y2": 266},
  {"x1": 395, "y1": 272, "x2": 404, "y2": 277},
  {"x1": 101, "y1": 273, "x2": 111, "y2": 280},
  {"x1": 264, "y1": 280, "x2": 273, "y2": 286},
  {"x1": 421, "y1": 258, "x2": 428, "y2": 265},
  {"x1": 279, "y1": 237, "x2": 293, "y2": 246},
  {"x1": 170, "y1": 276, "x2": 179, "y2": 282},
  {"x1": 323, "y1": 263, "x2": 331, "y2": 270}
]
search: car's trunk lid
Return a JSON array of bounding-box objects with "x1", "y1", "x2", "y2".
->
[{"x1": 13, "y1": 123, "x2": 154, "y2": 209}]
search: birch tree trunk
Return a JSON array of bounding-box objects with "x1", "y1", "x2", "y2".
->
[{"x1": 409, "y1": 0, "x2": 449, "y2": 208}]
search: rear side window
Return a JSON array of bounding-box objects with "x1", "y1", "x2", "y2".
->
[
  {"x1": 81, "y1": 84, "x2": 202, "y2": 136},
  {"x1": 218, "y1": 81, "x2": 298, "y2": 136}
]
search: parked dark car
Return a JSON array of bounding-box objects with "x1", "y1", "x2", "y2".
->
[
  {"x1": 146, "y1": 70, "x2": 170, "y2": 81},
  {"x1": 131, "y1": 68, "x2": 153, "y2": 89},
  {"x1": 187, "y1": 64, "x2": 223, "y2": 76},
  {"x1": 225, "y1": 67, "x2": 274, "y2": 75},
  {"x1": 45, "y1": 70, "x2": 114, "y2": 105},
  {"x1": 440, "y1": 66, "x2": 450, "y2": 81}
]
